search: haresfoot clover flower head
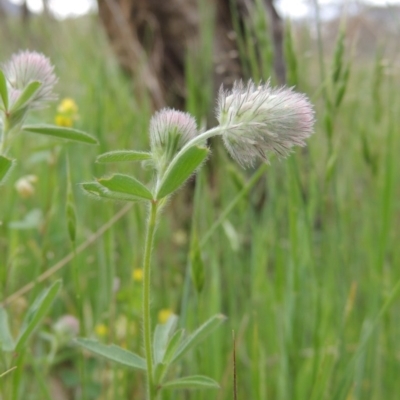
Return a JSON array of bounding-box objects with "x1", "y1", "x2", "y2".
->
[
  {"x1": 217, "y1": 80, "x2": 315, "y2": 167},
  {"x1": 149, "y1": 108, "x2": 197, "y2": 172},
  {"x1": 3, "y1": 50, "x2": 57, "y2": 109}
]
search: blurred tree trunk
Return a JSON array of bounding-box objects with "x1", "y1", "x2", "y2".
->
[
  {"x1": 97, "y1": 0, "x2": 247, "y2": 109},
  {"x1": 96, "y1": 0, "x2": 285, "y2": 106}
]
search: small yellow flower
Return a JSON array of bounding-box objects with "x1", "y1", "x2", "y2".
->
[
  {"x1": 132, "y1": 268, "x2": 143, "y2": 282},
  {"x1": 95, "y1": 323, "x2": 108, "y2": 337},
  {"x1": 158, "y1": 308, "x2": 173, "y2": 324},
  {"x1": 55, "y1": 115, "x2": 73, "y2": 127},
  {"x1": 57, "y1": 98, "x2": 78, "y2": 114},
  {"x1": 55, "y1": 98, "x2": 79, "y2": 127}
]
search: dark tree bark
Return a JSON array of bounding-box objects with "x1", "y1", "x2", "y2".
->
[
  {"x1": 265, "y1": 0, "x2": 286, "y2": 84},
  {"x1": 97, "y1": 0, "x2": 286, "y2": 107},
  {"x1": 97, "y1": 0, "x2": 248, "y2": 109}
]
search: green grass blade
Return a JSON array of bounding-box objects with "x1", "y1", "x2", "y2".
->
[
  {"x1": 16, "y1": 280, "x2": 62, "y2": 352},
  {"x1": 0, "y1": 307, "x2": 15, "y2": 351}
]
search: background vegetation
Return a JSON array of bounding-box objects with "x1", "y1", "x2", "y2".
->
[{"x1": 0, "y1": 2, "x2": 400, "y2": 399}]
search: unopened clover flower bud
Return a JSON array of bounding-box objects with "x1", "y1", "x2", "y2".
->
[
  {"x1": 15, "y1": 175, "x2": 38, "y2": 198},
  {"x1": 3, "y1": 50, "x2": 57, "y2": 109},
  {"x1": 149, "y1": 108, "x2": 198, "y2": 171},
  {"x1": 54, "y1": 315, "x2": 80, "y2": 338},
  {"x1": 216, "y1": 80, "x2": 315, "y2": 167}
]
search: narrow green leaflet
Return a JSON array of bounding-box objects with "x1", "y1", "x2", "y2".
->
[
  {"x1": 23, "y1": 124, "x2": 98, "y2": 145},
  {"x1": 81, "y1": 181, "x2": 140, "y2": 202},
  {"x1": 75, "y1": 339, "x2": 146, "y2": 370},
  {"x1": 172, "y1": 314, "x2": 226, "y2": 363},
  {"x1": 96, "y1": 150, "x2": 152, "y2": 163},
  {"x1": 0, "y1": 69, "x2": 8, "y2": 110},
  {"x1": 156, "y1": 146, "x2": 209, "y2": 200},
  {"x1": 0, "y1": 155, "x2": 15, "y2": 186},
  {"x1": 0, "y1": 308, "x2": 15, "y2": 352},
  {"x1": 153, "y1": 362, "x2": 168, "y2": 385},
  {"x1": 16, "y1": 280, "x2": 62, "y2": 352},
  {"x1": 162, "y1": 329, "x2": 184, "y2": 365},
  {"x1": 162, "y1": 375, "x2": 220, "y2": 390},
  {"x1": 9, "y1": 81, "x2": 41, "y2": 112},
  {"x1": 153, "y1": 314, "x2": 178, "y2": 365},
  {"x1": 98, "y1": 174, "x2": 153, "y2": 200}
]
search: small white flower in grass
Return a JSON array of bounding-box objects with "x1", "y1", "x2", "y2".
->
[
  {"x1": 54, "y1": 315, "x2": 80, "y2": 338},
  {"x1": 3, "y1": 50, "x2": 57, "y2": 109},
  {"x1": 217, "y1": 80, "x2": 315, "y2": 167},
  {"x1": 149, "y1": 108, "x2": 198, "y2": 171}
]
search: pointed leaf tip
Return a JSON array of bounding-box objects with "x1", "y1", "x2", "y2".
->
[{"x1": 23, "y1": 124, "x2": 98, "y2": 145}]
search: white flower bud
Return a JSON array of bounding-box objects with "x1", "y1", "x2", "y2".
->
[
  {"x1": 149, "y1": 108, "x2": 198, "y2": 172},
  {"x1": 3, "y1": 50, "x2": 58, "y2": 109}
]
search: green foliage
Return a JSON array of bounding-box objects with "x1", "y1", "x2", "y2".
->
[
  {"x1": 190, "y1": 233, "x2": 205, "y2": 294},
  {"x1": 9, "y1": 81, "x2": 41, "y2": 112},
  {"x1": 96, "y1": 150, "x2": 152, "y2": 163},
  {"x1": 156, "y1": 146, "x2": 209, "y2": 200},
  {"x1": 161, "y1": 375, "x2": 220, "y2": 390},
  {"x1": 16, "y1": 280, "x2": 62, "y2": 352},
  {"x1": 98, "y1": 173, "x2": 153, "y2": 200},
  {"x1": 0, "y1": 69, "x2": 9, "y2": 110},
  {"x1": 0, "y1": 155, "x2": 15, "y2": 185},
  {"x1": 171, "y1": 314, "x2": 227, "y2": 363},
  {"x1": 22, "y1": 124, "x2": 98, "y2": 144},
  {"x1": 0, "y1": 308, "x2": 15, "y2": 351},
  {"x1": 75, "y1": 339, "x2": 147, "y2": 370}
]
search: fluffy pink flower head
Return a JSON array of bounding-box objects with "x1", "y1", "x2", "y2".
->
[
  {"x1": 3, "y1": 50, "x2": 57, "y2": 109},
  {"x1": 149, "y1": 108, "x2": 198, "y2": 171},
  {"x1": 217, "y1": 80, "x2": 315, "y2": 167}
]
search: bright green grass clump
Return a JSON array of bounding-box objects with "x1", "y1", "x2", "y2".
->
[{"x1": 0, "y1": 5, "x2": 400, "y2": 400}]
